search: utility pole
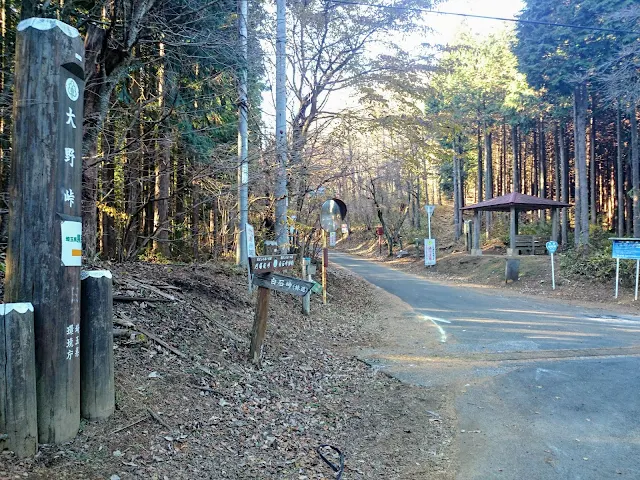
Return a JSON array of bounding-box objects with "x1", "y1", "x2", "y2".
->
[
  {"x1": 274, "y1": 0, "x2": 288, "y2": 251},
  {"x1": 236, "y1": 0, "x2": 249, "y2": 265}
]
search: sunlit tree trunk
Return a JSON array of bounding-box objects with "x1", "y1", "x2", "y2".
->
[
  {"x1": 631, "y1": 102, "x2": 639, "y2": 237},
  {"x1": 559, "y1": 122, "x2": 569, "y2": 244},
  {"x1": 590, "y1": 95, "x2": 597, "y2": 224},
  {"x1": 617, "y1": 101, "x2": 625, "y2": 237},
  {"x1": 573, "y1": 83, "x2": 589, "y2": 246},
  {"x1": 477, "y1": 125, "x2": 483, "y2": 203},
  {"x1": 512, "y1": 124, "x2": 520, "y2": 193},
  {"x1": 484, "y1": 128, "x2": 493, "y2": 234}
]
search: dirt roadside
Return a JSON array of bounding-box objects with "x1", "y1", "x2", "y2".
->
[{"x1": 0, "y1": 262, "x2": 457, "y2": 479}]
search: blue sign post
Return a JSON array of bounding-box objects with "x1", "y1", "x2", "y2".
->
[
  {"x1": 610, "y1": 238, "x2": 640, "y2": 300},
  {"x1": 546, "y1": 241, "x2": 558, "y2": 290}
]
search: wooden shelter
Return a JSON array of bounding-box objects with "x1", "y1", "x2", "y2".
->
[{"x1": 460, "y1": 193, "x2": 571, "y2": 255}]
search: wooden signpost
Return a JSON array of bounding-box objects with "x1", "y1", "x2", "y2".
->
[
  {"x1": 249, "y1": 254, "x2": 295, "y2": 273},
  {"x1": 4, "y1": 18, "x2": 85, "y2": 444},
  {"x1": 248, "y1": 255, "x2": 314, "y2": 366}
]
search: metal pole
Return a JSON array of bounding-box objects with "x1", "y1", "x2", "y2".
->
[
  {"x1": 635, "y1": 260, "x2": 640, "y2": 300},
  {"x1": 428, "y1": 213, "x2": 432, "y2": 240},
  {"x1": 322, "y1": 231, "x2": 328, "y2": 305},
  {"x1": 274, "y1": 0, "x2": 288, "y2": 251},
  {"x1": 236, "y1": 0, "x2": 249, "y2": 266},
  {"x1": 550, "y1": 253, "x2": 555, "y2": 290},
  {"x1": 302, "y1": 260, "x2": 310, "y2": 315},
  {"x1": 615, "y1": 258, "x2": 620, "y2": 299}
]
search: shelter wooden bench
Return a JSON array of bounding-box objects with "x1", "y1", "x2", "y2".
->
[{"x1": 514, "y1": 235, "x2": 546, "y2": 255}]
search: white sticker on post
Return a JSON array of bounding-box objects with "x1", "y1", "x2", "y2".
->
[{"x1": 61, "y1": 220, "x2": 82, "y2": 266}]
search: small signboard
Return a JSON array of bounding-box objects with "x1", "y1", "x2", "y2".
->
[
  {"x1": 611, "y1": 238, "x2": 640, "y2": 259},
  {"x1": 249, "y1": 254, "x2": 295, "y2": 274},
  {"x1": 329, "y1": 231, "x2": 337, "y2": 247},
  {"x1": 61, "y1": 219, "x2": 82, "y2": 267},
  {"x1": 546, "y1": 241, "x2": 558, "y2": 289},
  {"x1": 424, "y1": 205, "x2": 436, "y2": 216},
  {"x1": 246, "y1": 223, "x2": 256, "y2": 258},
  {"x1": 610, "y1": 238, "x2": 640, "y2": 300},
  {"x1": 376, "y1": 226, "x2": 384, "y2": 236},
  {"x1": 424, "y1": 239, "x2": 436, "y2": 266},
  {"x1": 341, "y1": 223, "x2": 348, "y2": 234},
  {"x1": 252, "y1": 273, "x2": 314, "y2": 297}
]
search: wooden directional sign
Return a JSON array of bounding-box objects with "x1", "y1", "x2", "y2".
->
[
  {"x1": 252, "y1": 273, "x2": 314, "y2": 297},
  {"x1": 249, "y1": 254, "x2": 295, "y2": 274}
]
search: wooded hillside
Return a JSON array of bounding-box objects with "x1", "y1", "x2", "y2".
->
[{"x1": 0, "y1": 0, "x2": 638, "y2": 263}]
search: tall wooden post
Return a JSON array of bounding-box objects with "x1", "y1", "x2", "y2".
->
[
  {"x1": 0, "y1": 303, "x2": 37, "y2": 457},
  {"x1": 80, "y1": 271, "x2": 115, "y2": 421},
  {"x1": 4, "y1": 18, "x2": 85, "y2": 443}
]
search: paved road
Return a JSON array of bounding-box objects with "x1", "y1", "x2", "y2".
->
[{"x1": 331, "y1": 252, "x2": 640, "y2": 479}]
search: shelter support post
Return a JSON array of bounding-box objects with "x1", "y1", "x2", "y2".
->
[
  {"x1": 552, "y1": 209, "x2": 559, "y2": 243},
  {"x1": 471, "y1": 210, "x2": 482, "y2": 256},
  {"x1": 508, "y1": 207, "x2": 517, "y2": 256}
]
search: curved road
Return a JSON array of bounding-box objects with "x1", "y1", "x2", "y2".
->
[{"x1": 331, "y1": 252, "x2": 640, "y2": 479}]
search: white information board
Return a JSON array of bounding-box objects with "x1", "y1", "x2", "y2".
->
[
  {"x1": 61, "y1": 220, "x2": 82, "y2": 266},
  {"x1": 424, "y1": 239, "x2": 436, "y2": 266},
  {"x1": 246, "y1": 223, "x2": 256, "y2": 257}
]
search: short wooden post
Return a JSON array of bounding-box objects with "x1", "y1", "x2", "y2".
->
[
  {"x1": 80, "y1": 271, "x2": 115, "y2": 421},
  {"x1": 4, "y1": 18, "x2": 85, "y2": 444},
  {"x1": 0, "y1": 303, "x2": 37, "y2": 457},
  {"x1": 505, "y1": 259, "x2": 520, "y2": 283},
  {"x1": 249, "y1": 287, "x2": 270, "y2": 366}
]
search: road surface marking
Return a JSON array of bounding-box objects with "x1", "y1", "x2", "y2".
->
[
  {"x1": 535, "y1": 368, "x2": 571, "y2": 380},
  {"x1": 421, "y1": 315, "x2": 450, "y2": 343}
]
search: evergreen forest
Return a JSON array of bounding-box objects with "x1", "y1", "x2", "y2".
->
[{"x1": 0, "y1": 0, "x2": 638, "y2": 267}]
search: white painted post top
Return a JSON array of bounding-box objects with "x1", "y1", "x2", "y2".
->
[
  {"x1": 80, "y1": 270, "x2": 113, "y2": 280},
  {"x1": 1, "y1": 303, "x2": 34, "y2": 314},
  {"x1": 17, "y1": 18, "x2": 80, "y2": 38}
]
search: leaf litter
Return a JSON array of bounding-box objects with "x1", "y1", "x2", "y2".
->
[{"x1": 0, "y1": 262, "x2": 456, "y2": 479}]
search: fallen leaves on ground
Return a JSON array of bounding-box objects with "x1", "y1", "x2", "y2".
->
[{"x1": 0, "y1": 261, "x2": 455, "y2": 479}]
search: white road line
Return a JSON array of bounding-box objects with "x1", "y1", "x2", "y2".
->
[{"x1": 421, "y1": 315, "x2": 450, "y2": 343}]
